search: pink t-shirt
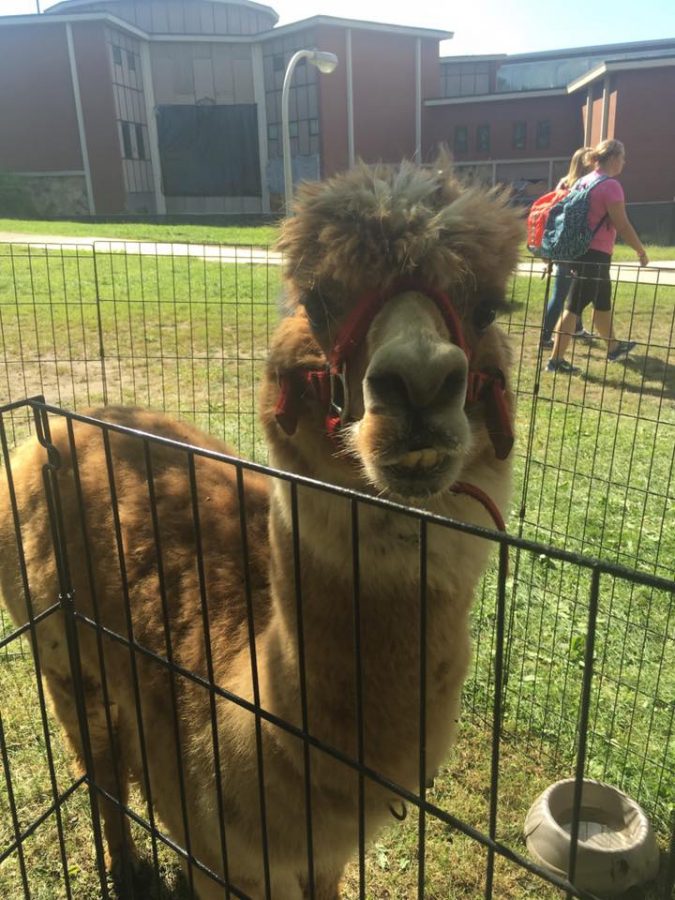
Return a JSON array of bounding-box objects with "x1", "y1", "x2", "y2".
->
[{"x1": 575, "y1": 170, "x2": 625, "y2": 254}]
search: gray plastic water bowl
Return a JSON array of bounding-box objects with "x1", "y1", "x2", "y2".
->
[{"x1": 524, "y1": 778, "x2": 660, "y2": 896}]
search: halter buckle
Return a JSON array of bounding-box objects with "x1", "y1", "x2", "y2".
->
[{"x1": 329, "y1": 363, "x2": 349, "y2": 422}]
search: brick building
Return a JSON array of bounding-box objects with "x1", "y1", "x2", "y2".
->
[
  {"x1": 0, "y1": 1, "x2": 673, "y2": 238},
  {"x1": 0, "y1": 0, "x2": 446, "y2": 216},
  {"x1": 428, "y1": 43, "x2": 675, "y2": 239}
]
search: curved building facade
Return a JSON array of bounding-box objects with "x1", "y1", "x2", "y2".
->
[
  {"x1": 0, "y1": 2, "x2": 673, "y2": 237},
  {"x1": 0, "y1": 0, "x2": 446, "y2": 216}
]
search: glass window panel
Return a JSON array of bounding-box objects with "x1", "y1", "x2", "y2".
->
[
  {"x1": 453, "y1": 125, "x2": 468, "y2": 154},
  {"x1": 135, "y1": 124, "x2": 146, "y2": 160},
  {"x1": 444, "y1": 75, "x2": 461, "y2": 97},
  {"x1": 513, "y1": 121, "x2": 527, "y2": 150},
  {"x1": 475, "y1": 73, "x2": 489, "y2": 94},
  {"x1": 536, "y1": 120, "x2": 551, "y2": 149},
  {"x1": 121, "y1": 121, "x2": 133, "y2": 158},
  {"x1": 459, "y1": 74, "x2": 476, "y2": 95}
]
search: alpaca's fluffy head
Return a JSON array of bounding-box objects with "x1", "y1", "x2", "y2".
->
[
  {"x1": 266, "y1": 159, "x2": 524, "y2": 500},
  {"x1": 276, "y1": 158, "x2": 524, "y2": 342}
]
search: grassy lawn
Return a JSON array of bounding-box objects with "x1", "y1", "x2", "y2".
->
[
  {"x1": 0, "y1": 219, "x2": 279, "y2": 247},
  {"x1": 2, "y1": 219, "x2": 674, "y2": 263},
  {"x1": 0, "y1": 243, "x2": 673, "y2": 898},
  {"x1": 607, "y1": 244, "x2": 674, "y2": 262}
]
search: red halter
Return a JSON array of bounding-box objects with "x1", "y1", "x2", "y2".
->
[{"x1": 274, "y1": 279, "x2": 514, "y2": 461}]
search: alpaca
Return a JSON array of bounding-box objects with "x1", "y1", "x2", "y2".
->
[{"x1": 0, "y1": 160, "x2": 523, "y2": 899}]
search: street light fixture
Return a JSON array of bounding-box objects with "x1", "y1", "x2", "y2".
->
[{"x1": 282, "y1": 49, "x2": 338, "y2": 213}]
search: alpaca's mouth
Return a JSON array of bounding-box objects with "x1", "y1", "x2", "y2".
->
[
  {"x1": 378, "y1": 447, "x2": 459, "y2": 499},
  {"x1": 391, "y1": 448, "x2": 450, "y2": 470}
]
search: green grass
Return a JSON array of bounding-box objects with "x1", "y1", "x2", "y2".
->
[
  {"x1": 608, "y1": 244, "x2": 675, "y2": 262},
  {"x1": 0, "y1": 652, "x2": 669, "y2": 899},
  {"x1": 0, "y1": 245, "x2": 281, "y2": 459},
  {"x1": 0, "y1": 246, "x2": 673, "y2": 897},
  {"x1": 0, "y1": 218, "x2": 279, "y2": 247},
  {"x1": 2, "y1": 222, "x2": 673, "y2": 263}
]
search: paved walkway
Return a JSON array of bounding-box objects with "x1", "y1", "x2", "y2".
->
[
  {"x1": 0, "y1": 231, "x2": 278, "y2": 265},
  {"x1": 2, "y1": 232, "x2": 675, "y2": 284}
]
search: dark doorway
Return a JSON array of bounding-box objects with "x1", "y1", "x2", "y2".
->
[{"x1": 157, "y1": 104, "x2": 261, "y2": 197}]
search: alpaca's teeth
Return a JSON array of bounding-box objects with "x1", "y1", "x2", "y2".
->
[
  {"x1": 399, "y1": 450, "x2": 422, "y2": 468},
  {"x1": 398, "y1": 449, "x2": 441, "y2": 470},
  {"x1": 420, "y1": 448, "x2": 439, "y2": 468}
]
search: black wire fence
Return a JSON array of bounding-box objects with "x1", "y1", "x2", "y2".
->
[{"x1": 0, "y1": 242, "x2": 673, "y2": 899}]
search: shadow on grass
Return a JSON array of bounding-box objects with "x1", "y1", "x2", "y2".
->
[{"x1": 579, "y1": 352, "x2": 675, "y2": 402}]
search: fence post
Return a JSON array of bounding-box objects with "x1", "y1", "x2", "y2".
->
[
  {"x1": 93, "y1": 244, "x2": 109, "y2": 407},
  {"x1": 33, "y1": 403, "x2": 111, "y2": 899}
]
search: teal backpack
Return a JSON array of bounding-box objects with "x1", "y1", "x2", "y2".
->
[{"x1": 529, "y1": 175, "x2": 609, "y2": 260}]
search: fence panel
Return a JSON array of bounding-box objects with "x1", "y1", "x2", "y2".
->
[{"x1": 0, "y1": 244, "x2": 673, "y2": 898}]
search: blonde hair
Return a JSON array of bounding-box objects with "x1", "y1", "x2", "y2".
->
[
  {"x1": 586, "y1": 139, "x2": 625, "y2": 168},
  {"x1": 564, "y1": 146, "x2": 592, "y2": 187}
]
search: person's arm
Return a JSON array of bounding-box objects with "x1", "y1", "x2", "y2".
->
[{"x1": 606, "y1": 200, "x2": 649, "y2": 266}]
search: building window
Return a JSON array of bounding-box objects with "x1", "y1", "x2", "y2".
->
[
  {"x1": 121, "y1": 121, "x2": 133, "y2": 158},
  {"x1": 453, "y1": 125, "x2": 468, "y2": 155},
  {"x1": 289, "y1": 121, "x2": 299, "y2": 139},
  {"x1": 135, "y1": 124, "x2": 146, "y2": 160},
  {"x1": 112, "y1": 45, "x2": 123, "y2": 66},
  {"x1": 513, "y1": 121, "x2": 527, "y2": 150},
  {"x1": 273, "y1": 54, "x2": 285, "y2": 72},
  {"x1": 127, "y1": 51, "x2": 136, "y2": 72},
  {"x1": 536, "y1": 120, "x2": 551, "y2": 149},
  {"x1": 477, "y1": 124, "x2": 490, "y2": 152},
  {"x1": 268, "y1": 123, "x2": 279, "y2": 141},
  {"x1": 309, "y1": 118, "x2": 320, "y2": 136},
  {"x1": 443, "y1": 61, "x2": 490, "y2": 98}
]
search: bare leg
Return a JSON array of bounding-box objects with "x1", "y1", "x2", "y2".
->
[
  {"x1": 550, "y1": 309, "x2": 577, "y2": 362},
  {"x1": 592, "y1": 309, "x2": 618, "y2": 355}
]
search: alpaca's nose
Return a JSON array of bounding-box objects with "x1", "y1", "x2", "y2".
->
[{"x1": 365, "y1": 341, "x2": 468, "y2": 412}]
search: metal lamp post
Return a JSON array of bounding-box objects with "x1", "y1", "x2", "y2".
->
[{"x1": 282, "y1": 49, "x2": 338, "y2": 213}]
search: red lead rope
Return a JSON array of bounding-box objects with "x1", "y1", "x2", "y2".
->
[{"x1": 450, "y1": 480, "x2": 506, "y2": 532}]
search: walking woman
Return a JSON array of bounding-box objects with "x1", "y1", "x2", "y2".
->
[
  {"x1": 541, "y1": 146, "x2": 592, "y2": 347},
  {"x1": 546, "y1": 139, "x2": 649, "y2": 373}
]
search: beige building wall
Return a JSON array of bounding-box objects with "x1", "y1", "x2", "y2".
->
[
  {"x1": 105, "y1": 25, "x2": 155, "y2": 212},
  {"x1": 150, "y1": 41, "x2": 255, "y2": 105},
  {"x1": 54, "y1": 0, "x2": 276, "y2": 35}
]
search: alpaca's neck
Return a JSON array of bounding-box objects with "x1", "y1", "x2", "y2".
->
[{"x1": 256, "y1": 483, "x2": 492, "y2": 785}]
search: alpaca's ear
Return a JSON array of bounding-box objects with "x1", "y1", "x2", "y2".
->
[
  {"x1": 435, "y1": 145, "x2": 453, "y2": 167},
  {"x1": 430, "y1": 146, "x2": 462, "y2": 207}
]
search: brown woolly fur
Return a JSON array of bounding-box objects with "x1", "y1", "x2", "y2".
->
[
  {"x1": 277, "y1": 158, "x2": 523, "y2": 329},
  {"x1": 1, "y1": 160, "x2": 524, "y2": 899}
]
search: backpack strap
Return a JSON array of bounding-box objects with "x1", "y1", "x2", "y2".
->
[{"x1": 581, "y1": 174, "x2": 612, "y2": 234}]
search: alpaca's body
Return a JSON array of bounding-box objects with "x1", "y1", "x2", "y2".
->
[{"x1": 0, "y1": 161, "x2": 523, "y2": 898}]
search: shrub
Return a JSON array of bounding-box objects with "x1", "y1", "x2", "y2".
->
[{"x1": 0, "y1": 172, "x2": 38, "y2": 217}]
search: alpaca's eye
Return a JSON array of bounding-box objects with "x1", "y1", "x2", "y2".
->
[
  {"x1": 303, "y1": 292, "x2": 327, "y2": 330},
  {"x1": 473, "y1": 305, "x2": 497, "y2": 331}
]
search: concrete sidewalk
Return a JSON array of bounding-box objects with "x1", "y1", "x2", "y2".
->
[
  {"x1": 2, "y1": 231, "x2": 675, "y2": 284},
  {"x1": 0, "y1": 231, "x2": 279, "y2": 265}
]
